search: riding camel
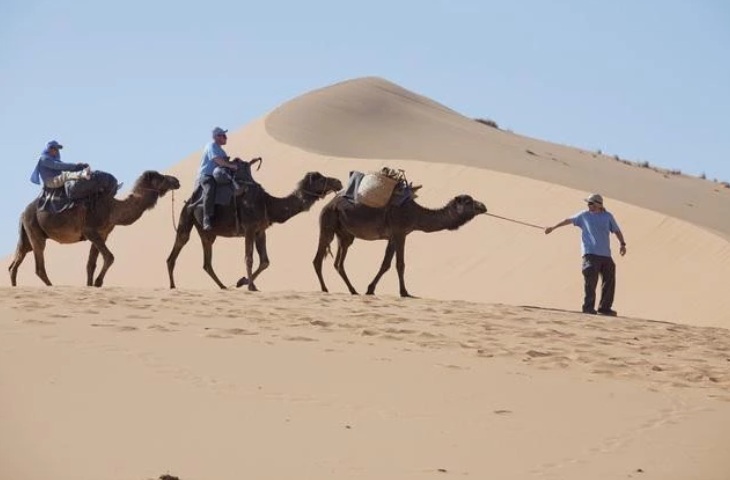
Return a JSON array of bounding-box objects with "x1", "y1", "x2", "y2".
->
[
  {"x1": 313, "y1": 193, "x2": 487, "y2": 297},
  {"x1": 166, "y1": 160, "x2": 342, "y2": 291},
  {"x1": 9, "y1": 170, "x2": 181, "y2": 287}
]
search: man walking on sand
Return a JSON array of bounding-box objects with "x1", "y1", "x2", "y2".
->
[{"x1": 544, "y1": 194, "x2": 627, "y2": 316}]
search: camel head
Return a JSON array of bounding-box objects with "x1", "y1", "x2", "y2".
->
[
  {"x1": 133, "y1": 171, "x2": 181, "y2": 197},
  {"x1": 446, "y1": 194, "x2": 487, "y2": 220},
  {"x1": 298, "y1": 172, "x2": 344, "y2": 199}
]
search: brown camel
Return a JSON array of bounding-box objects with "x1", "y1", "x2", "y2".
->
[
  {"x1": 9, "y1": 171, "x2": 181, "y2": 287},
  {"x1": 313, "y1": 193, "x2": 487, "y2": 297},
  {"x1": 166, "y1": 168, "x2": 343, "y2": 291}
]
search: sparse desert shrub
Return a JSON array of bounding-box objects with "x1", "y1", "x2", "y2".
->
[
  {"x1": 700, "y1": 172, "x2": 707, "y2": 180},
  {"x1": 474, "y1": 118, "x2": 499, "y2": 129},
  {"x1": 639, "y1": 161, "x2": 650, "y2": 168},
  {"x1": 722, "y1": 181, "x2": 730, "y2": 189}
]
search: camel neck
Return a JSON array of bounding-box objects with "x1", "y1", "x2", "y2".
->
[
  {"x1": 111, "y1": 189, "x2": 160, "y2": 226},
  {"x1": 265, "y1": 191, "x2": 316, "y2": 224},
  {"x1": 413, "y1": 202, "x2": 470, "y2": 233}
]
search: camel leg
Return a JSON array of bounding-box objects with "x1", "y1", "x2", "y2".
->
[
  {"x1": 243, "y1": 232, "x2": 258, "y2": 292},
  {"x1": 86, "y1": 245, "x2": 100, "y2": 287},
  {"x1": 238, "y1": 232, "x2": 269, "y2": 288},
  {"x1": 166, "y1": 208, "x2": 195, "y2": 289},
  {"x1": 9, "y1": 222, "x2": 32, "y2": 287},
  {"x1": 24, "y1": 220, "x2": 53, "y2": 286},
  {"x1": 200, "y1": 232, "x2": 227, "y2": 289},
  {"x1": 393, "y1": 236, "x2": 413, "y2": 298},
  {"x1": 313, "y1": 224, "x2": 336, "y2": 293},
  {"x1": 85, "y1": 230, "x2": 114, "y2": 288},
  {"x1": 334, "y1": 233, "x2": 358, "y2": 295},
  {"x1": 366, "y1": 239, "x2": 396, "y2": 295}
]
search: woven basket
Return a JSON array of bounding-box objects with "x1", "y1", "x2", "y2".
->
[{"x1": 357, "y1": 172, "x2": 399, "y2": 207}]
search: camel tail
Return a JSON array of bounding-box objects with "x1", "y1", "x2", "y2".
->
[
  {"x1": 15, "y1": 217, "x2": 30, "y2": 256},
  {"x1": 9, "y1": 215, "x2": 32, "y2": 285}
]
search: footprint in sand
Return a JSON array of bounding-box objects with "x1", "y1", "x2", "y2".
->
[
  {"x1": 147, "y1": 324, "x2": 177, "y2": 333},
  {"x1": 91, "y1": 323, "x2": 137, "y2": 332},
  {"x1": 224, "y1": 328, "x2": 258, "y2": 336},
  {"x1": 283, "y1": 335, "x2": 318, "y2": 342},
  {"x1": 22, "y1": 319, "x2": 55, "y2": 326},
  {"x1": 306, "y1": 318, "x2": 329, "y2": 326}
]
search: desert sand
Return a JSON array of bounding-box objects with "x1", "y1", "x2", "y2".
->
[{"x1": 2, "y1": 77, "x2": 729, "y2": 479}]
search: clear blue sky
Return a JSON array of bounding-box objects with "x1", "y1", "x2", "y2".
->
[{"x1": 1, "y1": 0, "x2": 728, "y2": 255}]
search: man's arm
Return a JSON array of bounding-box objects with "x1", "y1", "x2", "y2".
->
[
  {"x1": 38, "y1": 156, "x2": 85, "y2": 172},
  {"x1": 614, "y1": 230, "x2": 627, "y2": 256},
  {"x1": 544, "y1": 218, "x2": 572, "y2": 235},
  {"x1": 213, "y1": 156, "x2": 236, "y2": 170}
]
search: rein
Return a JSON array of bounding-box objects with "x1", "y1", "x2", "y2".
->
[
  {"x1": 485, "y1": 212, "x2": 544, "y2": 230},
  {"x1": 134, "y1": 185, "x2": 178, "y2": 231}
]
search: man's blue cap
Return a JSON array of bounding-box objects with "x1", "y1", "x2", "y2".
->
[
  {"x1": 46, "y1": 140, "x2": 63, "y2": 150},
  {"x1": 212, "y1": 127, "x2": 228, "y2": 138}
]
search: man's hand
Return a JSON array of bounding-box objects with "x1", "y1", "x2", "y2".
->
[{"x1": 620, "y1": 244, "x2": 627, "y2": 256}]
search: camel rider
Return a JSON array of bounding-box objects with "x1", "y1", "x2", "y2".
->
[
  {"x1": 199, "y1": 127, "x2": 238, "y2": 231},
  {"x1": 30, "y1": 140, "x2": 91, "y2": 189}
]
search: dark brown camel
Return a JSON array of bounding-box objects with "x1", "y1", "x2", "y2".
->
[
  {"x1": 313, "y1": 194, "x2": 487, "y2": 297},
  {"x1": 166, "y1": 169, "x2": 343, "y2": 291},
  {"x1": 9, "y1": 171, "x2": 181, "y2": 287}
]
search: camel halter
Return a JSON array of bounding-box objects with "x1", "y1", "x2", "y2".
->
[{"x1": 301, "y1": 177, "x2": 333, "y2": 199}]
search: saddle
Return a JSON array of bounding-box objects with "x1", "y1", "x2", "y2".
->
[
  {"x1": 36, "y1": 170, "x2": 120, "y2": 214},
  {"x1": 340, "y1": 169, "x2": 420, "y2": 208}
]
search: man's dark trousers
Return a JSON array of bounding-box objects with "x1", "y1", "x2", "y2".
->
[{"x1": 582, "y1": 254, "x2": 616, "y2": 312}]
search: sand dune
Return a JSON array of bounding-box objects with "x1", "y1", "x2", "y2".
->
[
  {"x1": 266, "y1": 77, "x2": 730, "y2": 239},
  {"x1": 2, "y1": 287, "x2": 729, "y2": 480},
  {"x1": 3, "y1": 77, "x2": 730, "y2": 479},
  {"x1": 6, "y1": 78, "x2": 729, "y2": 326}
]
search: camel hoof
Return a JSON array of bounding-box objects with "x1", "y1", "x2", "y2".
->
[
  {"x1": 247, "y1": 284, "x2": 259, "y2": 292},
  {"x1": 236, "y1": 277, "x2": 249, "y2": 288}
]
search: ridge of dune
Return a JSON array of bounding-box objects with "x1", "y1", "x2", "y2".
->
[{"x1": 266, "y1": 76, "x2": 730, "y2": 239}]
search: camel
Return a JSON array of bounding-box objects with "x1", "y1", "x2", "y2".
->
[
  {"x1": 9, "y1": 170, "x2": 181, "y2": 287},
  {"x1": 166, "y1": 165, "x2": 343, "y2": 291},
  {"x1": 313, "y1": 193, "x2": 487, "y2": 297}
]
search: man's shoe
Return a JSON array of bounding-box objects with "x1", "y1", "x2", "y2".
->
[
  {"x1": 582, "y1": 308, "x2": 597, "y2": 315},
  {"x1": 597, "y1": 309, "x2": 618, "y2": 316}
]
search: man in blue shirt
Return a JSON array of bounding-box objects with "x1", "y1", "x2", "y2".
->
[
  {"x1": 545, "y1": 194, "x2": 627, "y2": 316},
  {"x1": 30, "y1": 140, "x2": 91, "y2": 189},
  {"x1": 198, "y1": 127, "x2": 238, "y2": 231}
]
